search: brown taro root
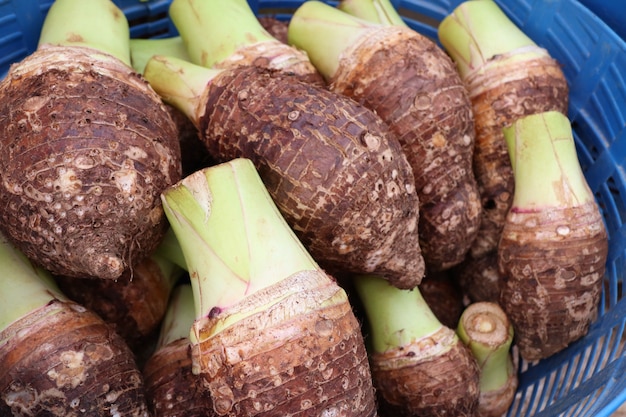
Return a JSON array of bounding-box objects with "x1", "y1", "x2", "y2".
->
[
  {"x1": 438, "y1": 0, "x2": 569, "y2": 259},
  {"x1": 143, "y1": 284, "x2": 216, "y2": 417},
  {"x1": 418, "y1": 269, "x2": 465, "y2": 329},
  {"x1": 169, "y1": 0, "x2": 325, "y2": 86},
  {"x1": 453, "y1": 250, "x2": 502, "y2": 304},
  {"x1": 161, "y1": 159, "x2": 378, "y2": 416},
  {"x1": 258, "y1": 16, "x2": 290, "y2": 44},
  {"x1": 498, "y1": 111, "x2": 608, "y2": 361},
  {"x1": 0, "y1": 0, "x2": 182, "y2": 280},
  {"x1": 54, "y1": 244, "x2": 185, "y2": 353},
  {"x1": 0, "y1": 233, "x2": 149, "y2": 417},
  {"x1": 289, "y1": 2, "x2": 482, "y2": 271},
  {"x1": 143, "y1": 56, "x2": 424, "y2": 289},
  {"x1": 354, "y1": 274, "x2": 480, "y2": 417}
]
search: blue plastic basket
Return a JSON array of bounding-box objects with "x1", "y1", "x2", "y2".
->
[{"x1": 1, "y1": 0, "x2": 625, "y2": 416}]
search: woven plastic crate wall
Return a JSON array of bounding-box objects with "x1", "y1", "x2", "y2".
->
[{"x1": 0, "y1": 1, "x2": 625, "y2": 416}]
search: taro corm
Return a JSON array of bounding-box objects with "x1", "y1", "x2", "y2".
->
[
  {"x1": 0, "y1": 0, "x2": 182, "y2": 280},
  {"x1": 498, "y1": 111, "x2": 608, "y2": 361},
  {"x1": 160, "y1": 158, "x2": 378, "y2": 416},
  {"x1": 289, "y1": 1, "x2": 482, "y2": 272}
]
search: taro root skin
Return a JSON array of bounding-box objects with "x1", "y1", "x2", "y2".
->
[
  {"x1": 191, "y1": 271, "x2": 378, "y2": 417},
  {"x1": 199, "y1": 65, "x2": 423, "y2": 288},
  {"x1": 143, "y1": 338, "x2": 216, "y2": 417},
  {"x1": 373, "y1": 326, "x2": 480, "y2": 417},
  {"x1": 0, "y1": 299, "x2": 149, "y2": 417},
  {"x1": 466, "y1": 50, "x2": 569, "y2": 258},
  {"x1": 0, "y1": 44, "x2": 182, "y2": 280},
  {"x1": 328, "y1": 25, "x2": 482, "y2": 272},
  {"x1": 498, "y1": 204, "x2": 607, "y2": 361}
]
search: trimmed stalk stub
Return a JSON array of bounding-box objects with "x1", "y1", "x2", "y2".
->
[
  {"x1": 145, "y1": 55, "x2": 424, "y2": 288},
  {"x1": 169, "y1": 0, "x2": 324, "y2": 85},
  {"x1": 457, "y1": 302, "x2": 517, "y2": 417},
  {"x1": 338, "y1": 0, "x2": 408, "y2": 26},
  {"x1": 498, "y1": 111, "x2": 608, "y2": 361},
  {"x1": 289, "y1": 1, "x2": 482, "y2": 272},
  {"x1": 160, "y1": 159, "x2": 377, "y2": 416},
  {"x1": 438, "y1": 0, "x2": 569, "y2": 259},
  {"x1": 354, "y1": 274, "x2": 480, "y2": 417}
]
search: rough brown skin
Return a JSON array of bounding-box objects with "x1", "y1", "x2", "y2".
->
[
  {"x1": 371, "y1": 326, "x2": 480, "y2": 417},
  {"x1": 465, "y1": 52, "x2": 569, "y2": 259},
  {"x1": 329, "y1": 25, "x2": 481, "y2": 272},
  {"x1": 418, "y1": 270, "x2": 465, "y2": 329},
  {"x1": 199, "y1": 65, "x2": 424, "y2": 289},
  {"x1": 0, "y1": 44, "x2": 182, "y2": 280},
  {"x1": 453, "y1": 250, "x2": 502, "y2": 304},
  {"x1": 143, "y1": 338, "x2": 216, "y2": 417},
  {"x1": 0, "y1": 299, "x2": 149, "y2": 417},
  {"x1": 54, "y1": 256, "x2": 176, "y2": 352},
  {"x1": 191, "y1": 271, "x2": 378, "y2": 417},
  {"x1": 213, "y1": 39, "x2": 325, "y2": 86},
  {"x1": 257, "y1": 16, "x2": 289, "y2": 45},
  {"x1": 165, "y1": 104, "x2": 215, "y2": 176},
  {"x1": 498, "y1": 203, "x2": 608, "y2": 361}
]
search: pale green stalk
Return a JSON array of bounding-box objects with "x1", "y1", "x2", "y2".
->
[
  {"x1": 338, "y1": 0, "x2": 407, "y2": 26},
  {"x1": 161, "y1": 158, "x2": 320, "y2": 340},
  {"x1": 0, "y1": 233, "x2": 67, "y2": 334},
  {"x1": 503, "y1": 111, "x2": 594, "y2": 210},
  {"x1": 142, "y1": 55, "x2": 221, "y2": 127},
  {"x1": 156, "y1": 284, "x2": 196, "y2": 348},
  {"x1": 457, "y1": 302, "x2": 515, "y2": 393},
  {"x1": 438, "y1": 0, "x2": 545, "y2": 78},
  {"x1": 129, "y1": 36, "x2": 190, "y2": 74},
  {"x1": 353, "y1": 274, "x2": 443, "y2": 353},
  {"x1": 152, "y1": 227, "x2": 188, "y2": 271},
  {"x1": 38, "y1": 0, "x2": 131, "y2": 66},
  {"x1": 168, "y1": 0, "x2": 274, "y2": 68},
  {"x1": 288, "y1": 1, "x2": 377, "y2": 79}
]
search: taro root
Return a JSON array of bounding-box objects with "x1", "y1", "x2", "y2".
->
[
  {"x1": 354, "y1": 273, "x2": 480, "y2": 417},
  {"x1": 0, "y1": 0, "x2": 182, "y2": 280},
  {"x1": 143, "y1": 284, "x2": 216, "y2": 417},
  {"x1": 54, "y1": 246, "x2": 185, "y2": 352},
  {"x1": 143, "y1": 55, "x2": 424, "y2": 289},
  {"x1": 169, "y1": 0, "x2": 325, "y2": 86},
  {"x1": 457, "y1": 302, "x2": 518, "y2": 417},
  {"x1": 289, "y1": 1, "x2": 482, "y2": 272},
  {"x1": 453, "y1": 250, "x2": 502, "y2": 304},
  {"x1": 160, "y1": 158, "x2": 378, "y2": 416},
  {"x1": 0, "y1": 233, "x2": 149, "y2": 417},
  {"x1": 257, "y1": 16, "x2": 290, "y2": 44},
  {"x1": 438, "y1": 0, "x2": 569, "y2": 260},
  {"x1": 498, "y1": 111, "x2": 608, "y2": 361}
]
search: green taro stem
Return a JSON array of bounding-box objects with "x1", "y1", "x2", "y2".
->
[
  {"x1": 142, "y1": 55, "x2": 222, "y2": 128},
  {"x1": 457, "y1": 302, "x2": 515, "y2": 393},
  {"x1": 160, "y1": 158, "x2": 320, "y2": 331},
  {"x1": 438, "y1": 0, "x2": 544, "y2": 78},
  {"x1": 130, "y1": 36, "x2": 190, "y2": 75},
  {"x1": 288, "y1": 1, "x2": 378, "y2": 79},
  {"x1": 38, "y1": 0, "x2": 131, "y2": 66},
  {"x1": 169, "y1": 0, "x2": 275, "y2": 68},
  {"x1": 354, "y1": 274, "x2": 443, "y2": 353},
  {"x1": 0, "y1": 233, "x2": 67, "y2": 334},
  {"x1": 156, "y1": 284, "x2": 196, "y2": 348},
  {"x1": 503, "y1": 111, "x2": 594, "y2": 210},
  {"x1": 338, "y1": 0, "x2": 407, "y2": 26}
]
